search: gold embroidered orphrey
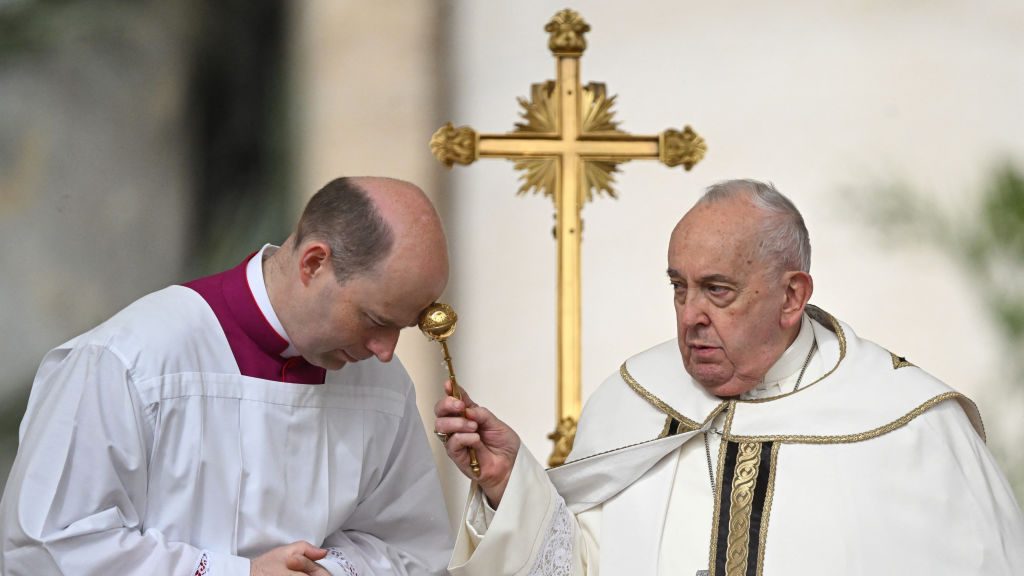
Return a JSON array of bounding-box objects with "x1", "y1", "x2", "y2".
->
[{"x1": 429, "y1": 9, "x2": 707, "y2": 466}]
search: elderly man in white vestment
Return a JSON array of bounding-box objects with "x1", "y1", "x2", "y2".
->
[
  {"x1": 435, "y1": 179, "x2": 1024, "y2": 575},
  {"x1": 1, "y1": 177, "x2": 453, "y2": 575}
]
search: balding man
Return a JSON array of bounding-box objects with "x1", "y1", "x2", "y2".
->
[
  {"x1": 1, "y1": 178, "x2": 453, "y2": 576},
  {"x1": 436, "y1": 180, "x2": 1024, "y2": 575}
]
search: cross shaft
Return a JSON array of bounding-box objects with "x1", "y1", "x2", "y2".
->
[{"x1": 430, "y1": 9, "x2": 706, "y2": 466}]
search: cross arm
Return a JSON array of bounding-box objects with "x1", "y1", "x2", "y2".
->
[{"x1": 430, "y1": 123, "x2": 706, "y2": 170}]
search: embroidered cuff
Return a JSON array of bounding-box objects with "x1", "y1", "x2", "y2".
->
[
  {"x1": 526, "y1": 498, "x2": 573, "y2": 576},
  {"x1": 201, "y1": 550, "x2": 252, "y2": 576},
  {"x1": 318, "y1": 547, "x2": 361, "y2": 576},
  {"x1": 452, "y1": 445, "x2": 558, "y2": 574}
]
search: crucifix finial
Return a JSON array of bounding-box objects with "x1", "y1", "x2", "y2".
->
[
  {"x1": 545, "y1": 9, "x2": 589, "y2": 57},
  {"x1": 429, "y1": 122, "x2": 477, "y2": 167}
]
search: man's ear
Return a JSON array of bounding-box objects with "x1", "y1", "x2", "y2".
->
[
  {"x1": 781, "y1": 271, "x2": 813, "y2": 328},
  {"x1": 298, "y1": 242, "x2": 331, "y2": 286}
]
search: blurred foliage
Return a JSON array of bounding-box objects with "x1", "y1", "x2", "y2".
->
[
  {"x1": 867, "y1": 164, "x2": 1024, "y2": 349},
  {"x1": 862, "y1": 162, "x2": 1024, "y2": 501}
]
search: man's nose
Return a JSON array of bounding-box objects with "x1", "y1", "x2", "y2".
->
[
  {"x1": 679, "y1": 295, "x2": 710, "y2": 328},
  {"x1": 367, "y1": 328, "x2": 401, "y2": 363}
]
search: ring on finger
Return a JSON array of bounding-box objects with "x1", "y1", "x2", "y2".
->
[{"x1": 434, "y1": 431, "x2": 450, "y2": 444}]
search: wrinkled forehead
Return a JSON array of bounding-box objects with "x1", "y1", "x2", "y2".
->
[
  {"x1": 668, "y1": 203, "x2": 765, "y2": 273},
  {"x1": 673, "y1": 203, "x2": 760, "y2": 247}
]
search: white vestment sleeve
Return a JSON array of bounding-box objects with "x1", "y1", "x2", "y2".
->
[
  {"x1": 916, "y1": 401, "x2": 1024, "y2": 573},
  {"x1": 317, "y1": 387, "x2": 452, "y2": 576},
  {"x1": 463, "y1": 495, "x2": 496, "y2": 544},
  {"x1": 449, "y1": 446, "x2": 599, "y2": 576},
  {"x1": 0, "y1": 345, "x2": 250, "y2": 576}
]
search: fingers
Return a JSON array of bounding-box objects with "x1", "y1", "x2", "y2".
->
[
  {"x1": 444, "y1": 431, "x2": 513, "y2": 489},
  {"x1": 289, "y1": 541, "x2": 327, "y2": 561},
  {"x1": 446, "y1": 432, "x2": 481, "y2": 455},
  {"x1": 442, "y1": 379, "x2": 477, "y2": 407},
  {"x1": 445, "y1": 431, "x2": 482, "y2": 472},
  {"x1": 284, "y1": 552, "x2": 329, "y2": 575},
  {"x1": 454, "y1": 383, "x2": 477, "y2": 408},
  {"x1": 252, "y1": 541, "x2": 329, "y2": 576},
  {"x1": 434, "y1": 398, "x2": 505, "y2": 441},
  {"x1": 465, "y1": 404, "x2": 497, "y2": 425},
  {"x1": 434, "y1": 395, "x2": 498, "y2": 422},
  {"x1": 435, "y1": 415, "x2": 477, "y2": 435},
  {"x1": 434, "y1": 395, "x2": 466, "y2": 418}
]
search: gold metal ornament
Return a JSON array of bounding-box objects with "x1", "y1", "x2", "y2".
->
[
  {"x1": 547, "y1": 416, "x2": 578, "y2": 467},
  {"x1": 429, "y1": 122, "x2": 478, "y2": 167},
  {"x1": 579, "y1": 83, "x2": 622, "y2": 133},
  {"x1": 429, "y1": 9, "x2": 706, "y2": 467},
  {"x1": 659, "y1": 126, "x2": 707, "y2": 170},
  {"x1": 545, "y1": 8, "x2": 590, "y2": 56},
  {"x1": 419, "y1": 302, "x2": 458, "y2": 341},
  {"x1": 515, "y1": 81, "x2": 558, "y2": 133},
  {"x1": 418, "y1": 302, "x2": 480, "y2": 477}
]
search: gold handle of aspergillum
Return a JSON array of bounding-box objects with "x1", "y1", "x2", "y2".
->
[{"x1": 418, "y1": 302, "x2": 480, "y2": 477}]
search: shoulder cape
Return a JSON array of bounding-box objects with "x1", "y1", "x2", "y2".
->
[{"x1": 548, "y1": 306, "x2": 983, "y2": 512}]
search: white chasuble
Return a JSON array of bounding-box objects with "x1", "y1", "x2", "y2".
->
[
  {"x1": 450, "y1": 307, "x2": 1024, "y2": 575},
  {"x1": 1, "y1": 253, "x2": 451, "y2": 575}
]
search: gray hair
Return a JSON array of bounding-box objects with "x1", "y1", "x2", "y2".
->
[
  {"x1": 294, "y1": 178, "x2": 394, "y2": 283},
  {"x1": 697, "y1": 179, "x2": 811, "y2": 273}
]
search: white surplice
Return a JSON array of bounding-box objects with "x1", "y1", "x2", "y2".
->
[
  {"x1": 450, "y1": 307, "x2": 1024, "y2": 575},
  {"x1": 1, "y1": 249, "x2": 451, "y2": 576}
]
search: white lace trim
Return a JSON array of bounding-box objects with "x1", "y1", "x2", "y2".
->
[
  {"x1": 527, "y1": 497, "x2": 573, "y2": 576},
  {"x1": 323, "y1": 547, "x2": 360, "y2": 576}
]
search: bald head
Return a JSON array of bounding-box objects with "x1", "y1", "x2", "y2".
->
[
  {"x1": 269, "y1": 177, "x2": 449, "y2": 368},
  {"x1": 294, "y1": 176, "x2": 449, "y2": 285},
  {"x1": 691, "y1": 179, "x2": 811, "y2": 276},
  {"x1": 354, "y1": 176, "x2": 450, "y2": 298}
]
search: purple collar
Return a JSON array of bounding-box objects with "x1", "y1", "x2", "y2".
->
[{"x1": 184, "y1": 254, "x2": 326, "y2": 384}]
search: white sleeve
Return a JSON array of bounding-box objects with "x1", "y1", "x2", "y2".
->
[
  {"x1": 316, "y1": 386, "x2": 452, "y2": 575},
  {"x1": 918, "y1": 401, "x2": 1024, "y2": 572},
  {"x1": 449, "y1": 446, "x2": 599, "y2": 576},
  {"x1": 0, "y1": 345, "x2": 250, "y2": 576},
  {"x1": 463, "y1": 494, "x2": 496, "y2": 544}
]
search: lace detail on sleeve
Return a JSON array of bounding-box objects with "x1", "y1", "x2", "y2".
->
[
  {"x1": 322, "y1": 547, "x2": 360, "y2": 576},
  {"x1": 527, "y1": 497, "x2": 573, "y2": 576}
]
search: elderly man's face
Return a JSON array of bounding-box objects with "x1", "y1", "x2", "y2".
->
[{"x1": 668, "y1": 198, "x2": 792, "y2": 397}]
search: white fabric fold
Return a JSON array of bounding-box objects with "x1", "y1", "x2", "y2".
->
[{"x1": 448, "y1": 309, "x2": 1024, "y2": 575}]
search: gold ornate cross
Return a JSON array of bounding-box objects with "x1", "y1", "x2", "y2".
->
[{"x1": 430, "y1": 9, "x2": 706, "y2": 466}]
